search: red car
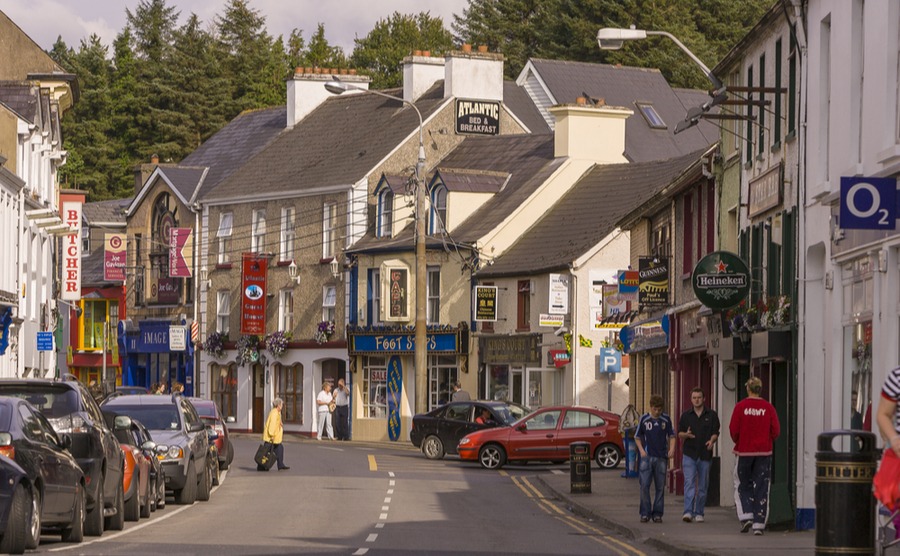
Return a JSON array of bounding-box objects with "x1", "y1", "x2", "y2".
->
[
  {"x1": 187, "y1": 398, "x2": 233, "y2": 471},
  {"x1": 458, "y1": 405, "x2": 624, "y2": 470},
  {"x1": 112, "y1": 417, "x2": 151, "y2": 521}
]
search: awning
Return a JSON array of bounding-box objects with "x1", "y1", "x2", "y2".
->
[{"x1": 620, "y1": 315, "x2": 670, "y2": 354}]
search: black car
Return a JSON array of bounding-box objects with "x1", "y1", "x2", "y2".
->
[
  {"x1": 0, "y1": 398, "x2": 85, "y2": 548},
  {"x1": 104, "y1": 414, "x2": 167, "y2": 513},
  {"x1": 410, "y1": 400, "x2": 529, "y2": 459},
  {"x1": 0, "y1": 378, "x2": 125, "y2": 537},
  {"x1": 0, "y1": 455, "x2": 34, "y2": 554},
  {"x1": 101, "y1": 394, "x2": 210, "y2": 505}
]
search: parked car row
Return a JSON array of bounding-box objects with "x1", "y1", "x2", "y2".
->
[
  {"x1": 0, "y1": 377, "x2": 232, "y2": 553},
  {"x1": 411, "y1": 401, "x2": 625, "y2": 471}
]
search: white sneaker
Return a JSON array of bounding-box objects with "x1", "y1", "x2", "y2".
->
[
  {"x1": 694, "y1": 515, "x2": 704, "y2": 523},
  {"x1": 682, "y1": 513, "x2": 692, "y2": 522}
]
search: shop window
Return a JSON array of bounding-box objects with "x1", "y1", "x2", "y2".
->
[
  {"x1": 79, "y1": 299, "x2": 114, "y2": 351},
  {"x1": 322, "y1": 286, "x2": 336, "y2": 323},
  {"x1": 517, "y1": 280, "x2": 531, "y2": 331},
  {"x1": 428, "y1": 355, "x2": 458, "y2": 410},
  {"x1": 217, "y1": 212, "x2": 232, "y2": 264},
  {"x1": 251, "y1": 209, "x2": 266, "y2": 253},
  {"x1": 362, "y1": 356, "x2": 387, "y2": 418},
  {"x1": 427, "y1": 267, "x2": 440, "y2": 324},
  {"x1": 216, "y1": 290, "x2": 230, "y2": 334},
  {"x1": 275, "y1": 363, "x2": 303, "y2": 424},
  {"x1": 212, "y1": 364, "x2": 237, "y2": 420},
  {"x1": 280, "y1": 207, "x2": 295, "y2": 262}
]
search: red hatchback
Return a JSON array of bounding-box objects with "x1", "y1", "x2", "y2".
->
[
  {"x1": 187, "y1": 398, "x2": 233, "y2": 470},
  {"x1": 458, "y1": 405, "x2": 624, "y2": 470}
]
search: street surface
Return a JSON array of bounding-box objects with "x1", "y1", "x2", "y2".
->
[{"x1": 29, "y1": 437, "x2": 660, "y2": 555}]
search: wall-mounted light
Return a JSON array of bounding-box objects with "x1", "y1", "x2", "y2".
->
[
  {"x1": 330, "y1": 258, "x2": 340, "y2": 279},
  {"x1": 738, "y1": 328, "x2": 752, "y2": 349},
  {"x1": 288, "y1": 260, "x2": 301, "y2": 285},
  {"x1": 200, "y1": 266, "x2": 211, "y2": 290}
]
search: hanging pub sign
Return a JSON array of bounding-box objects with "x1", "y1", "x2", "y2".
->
[
  {"x1": 168, "y1": 227, "x2": 193, "y2": 278},
  {"x1": 104, "y1": 233, "x2": 127, "y2": 282},
  {"x1": 240, "y1": 253, "x2": 267, "y2": 335},
  {"x1": 474, "y1": 285, "x2": 498, "y2": 322},
  {"x1": 691, "y1": 250, "x2": 751, "y2": 310},
  {"x1": 387, "y1": 355, "x2": 402, "y2": 441},
  {"x1": 60, "y1": 192, "x2": 84, "y2": 301},
  {"x1": 617, "y1": 270, "x2": 639, "y2": 300},
  {"x1": 385, "y1": 267, "x2": 409, "y2": 321},
  {"x1": 549, "y1": 274, "x2": 569, "y2": 315},
  {"x1": 455, "y1": 99, "x2": 500, "y2": 136},
  {"x1": 638, "y1": 257, "x2": 669, "y2": 308}
]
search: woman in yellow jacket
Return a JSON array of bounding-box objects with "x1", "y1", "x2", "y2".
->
[{"x1": 261, "y1": 398, "x2": 289, "y2": 471}]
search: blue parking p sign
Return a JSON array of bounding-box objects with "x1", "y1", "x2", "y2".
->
[
  {"x1": 840, "y1": 177, "x2": 897, "y2": 230},
  {"x1": 598, "y1": 347, "x2": 621, "y2": 376}
]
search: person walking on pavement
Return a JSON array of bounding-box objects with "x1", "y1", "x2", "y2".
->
[
  {"x1": 261, "y1": 398, "x2": 289, "y2": 471},
  {"x1": 635, "y1": 395, "x2": 675, "y2": 523},
  {"x1": 451, "y1": 381, "x2": 470, "y2": 402},
  {"x1": 678, "y1": 387, "x2": 720, "y2": 523},
  {"x1": 333, "y1": 378, "x2": 351, "y2": 440},
  {"x1": 316, "y1": 382, "x2": 335, "y2": 440},
  {"x1": 730, "y1": 376, "x2": 780, "y2": 535}
]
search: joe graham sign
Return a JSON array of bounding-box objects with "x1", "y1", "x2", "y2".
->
[{"x1": 691, "y1": 251, "x2": 751, "y2": 310}]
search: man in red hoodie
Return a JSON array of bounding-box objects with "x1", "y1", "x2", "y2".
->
[{"x1": 730, "y1": 376, "x2": 780, "y2": 536}]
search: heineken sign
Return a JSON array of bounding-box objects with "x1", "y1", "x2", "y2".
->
[{"x1": 691, "y1": 251, "x2": 751, "y2": 310}]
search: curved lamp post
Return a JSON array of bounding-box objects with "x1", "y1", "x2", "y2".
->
[{"x1": 325, "y1": 77, "x2": 429, "y2": 414}]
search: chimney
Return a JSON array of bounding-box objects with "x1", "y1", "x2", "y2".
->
[
  {"x1": 402, "y1": 51, "x2": 445, "y2": 102},
  {"x1": 286, "y1": 68, "x2": 371, "y2": 128},
  {"x1": 444, "y1": 48, "x2": 504, "y2": 102},
  {"x1": 549, "y1": 101, "x2": 632, "y2": 163}
]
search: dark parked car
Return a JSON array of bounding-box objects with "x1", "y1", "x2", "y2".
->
[
  {"x1": 0, "y1": 455, "x2": 33, "y2": 554},
  {"x1": 0, "y1": 397, "x2": 85, "y2": 547},
  {"x1": 101, "y1": 394, "x2": 210, "y2": 505},
  {"x1": 113, "y1": 386, "x2": 151, "y2": 396},
  {"x1": 410, "y1": 400, "x2": 529, "y2": 460},
  {"x1": 0, "y1": 378, "x2": 124, "y2": 537},
  {"x1": 187, "y1": 397, "x2": 234, "y2": 470},
  {"x1": 458, "y1": 405, "x2": 624, "y2": 470}
]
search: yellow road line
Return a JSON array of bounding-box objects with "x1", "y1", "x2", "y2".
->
[{"x1": 368, "y1": 454, "x2": 377, "y2": 471}]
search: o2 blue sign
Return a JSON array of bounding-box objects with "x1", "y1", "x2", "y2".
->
[{"x1": 840, "y1": 177, "x2": 897, "y2": 230}]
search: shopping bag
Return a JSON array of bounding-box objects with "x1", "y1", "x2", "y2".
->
[
  {"x1": 254, "y1": 442, "x2": 276, "y2": 470},
  {"x1": 874, "y1": 448, "x2": 900, "y2": 511}
]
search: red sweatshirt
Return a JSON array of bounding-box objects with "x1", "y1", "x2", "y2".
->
[{"x1": 730, "y1": 396, "x2": 780, "y2": 456}]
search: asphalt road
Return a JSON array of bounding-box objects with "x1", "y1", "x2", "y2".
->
[{"x1": 30, "y1": 437, "x2": 660, "y2": 555}]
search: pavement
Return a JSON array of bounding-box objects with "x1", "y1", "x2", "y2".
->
[{"x1": 535, "y1": 469, "x2": 815, "y2": 555}]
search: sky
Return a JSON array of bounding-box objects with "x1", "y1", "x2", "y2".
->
[{"x1": 0, "y1": 0, "x2": 471, "y2": 54}]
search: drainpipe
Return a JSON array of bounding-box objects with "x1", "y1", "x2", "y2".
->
[{"x1": 570, "y1": 266, "x2": 579, "y2": 405}]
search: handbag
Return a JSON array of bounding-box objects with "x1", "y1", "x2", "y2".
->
[
  {"x1": 254, "y1": 441, "x2": 276, "y2": 470},
  {"x1": 874, "y1": 447, "x2": 900, "y2": 511},
  {"x1": 328, "y1": 401, "x2": 337, "y2": 413}
]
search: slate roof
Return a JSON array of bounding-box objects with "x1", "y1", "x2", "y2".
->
[
  {"x1": 349, "y1": 133, "x2": 558, "y2": 253},
  {"x1": 83, "y1": 198, "x2": 129, "y2": 224},
  {"x1": 202, "y1": 84, "x2": 450, "y2": 202},
  {"x1": 81, "y1": 248, "x2": 112, "y2": 286},
  {"x1": 478, "y1": 148, "x2": 712, "y2": 278},
  {"x1": 0, "y1": 83, "x2": 38, "y2": 123},
  {"x1": 156, "y1": 166, "x2": 207, "y2": 204},
  {"x1": 180, "y1": 106, "x2": 286, "y2": 199},
  {"x1": 524, "y1": 59, "x2": 718, "y2": 162},
  {"x1": 503, "y1": 80, "x2": 550, "y2": 133},
  {"x1": 438, "y1": 168, "x2": 509, "y2": 193}
]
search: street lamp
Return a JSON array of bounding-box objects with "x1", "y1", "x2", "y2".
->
[
  {"x1": 325, "y1": 77, "x2": 429, "y2": 414},
  {"x1": 597, "y1": 27, "x2": 726, "y2": 133}
]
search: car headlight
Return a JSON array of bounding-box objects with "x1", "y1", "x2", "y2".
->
[
  {"x1": 158, "y1": 446, "x2": 184, "y2": 461},
  {"x1": 459, "y1": 438, "x2": 471, "y2": 446}
]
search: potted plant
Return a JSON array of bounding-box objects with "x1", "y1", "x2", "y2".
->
[
  {"x1": 314, "y1": 321, "x2": 335, "y2": 344},
  {"x1": 236, "y1": 335, "x2": 260, "y2": 366},
  {"x1": 266, "y1": 330, "x2": 291, "y2": 358},
  {"x1": 205, "y1": 331, "x2": 226, "y2": 359}
]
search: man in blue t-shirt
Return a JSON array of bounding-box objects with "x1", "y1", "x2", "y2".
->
[{"x1": 635, "y1": 394, "x2": 675, "y2": 523}]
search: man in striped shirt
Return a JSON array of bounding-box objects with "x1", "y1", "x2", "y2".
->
[{"x1": 877, "y1": 366, "x2": 900, "y2": 456}]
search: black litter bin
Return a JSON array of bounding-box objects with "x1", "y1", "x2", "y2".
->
[
  {"x1": 815, "y1": 430, "x2": 877, "y2": 555},
  {"x1": 570, "y1": 441, "x2": 591, "y2": 494}
]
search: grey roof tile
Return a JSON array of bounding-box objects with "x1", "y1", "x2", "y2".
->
[
  {"x1": 83, "y1": 198, "x2": 130, "y2": 224},
  {"x1": 437, "y1": 168, "x2": 509, "y2": 193},
  {"x1": 0, "y1": 83, "x2": 38, "y2": 123},
  {"x1": 157, "y1": 166, "x2": 207, "y2": 203},
  {"x1": 503, "y1": 80, "x2": 550, "y2": 133}
]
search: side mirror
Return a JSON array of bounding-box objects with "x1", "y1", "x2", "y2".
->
[
  {"x1": 113, "y1": 415, "x2": 132, "y2": 430},
  {"x1": 516, "y1": 424, "x2": 527, "y2": 432},
  {"x1": 58, "y1": 433, "x2": 73, "y2": 450},
  {"x1": 190, "y1": 421, "x2": 205, "y2": 433},
  {"x1": 225, "y1": 416, "x2": 236, "y2": 424},
  {"x1": 206, "y1": 425, "x2": 219, "y2": 441}
]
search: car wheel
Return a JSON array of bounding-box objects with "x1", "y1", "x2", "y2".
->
[
  {"x1": 478, "y1": 444, "x2": 507, "y2": 470},
  {"x1": 175, "y1": 460, "x2": 197, "y2": 505},
  {"x1": 124, "y1": 477, "x2": 140, "y2": 521},
  {"x1": 422, "y1": 435, "x2": 445, "y2": 460},
  {"x1": 106, "y1": 481, "x2": 125, "y2": 531},
  {"x1": 140, "y1": 477, "x2": 152, "y2": 519},
  {"x1": 25, "y1": 487, "x2": 41, "y2": 549},
  {"x1": 83, "y1": 481, "x2": 104, "y2": 537},
  {"x1": 157, "y1": 478, "x2": 166, "y2": 509},
  {"x1": 0, "y1": 483, "x2": 30, "y2": 554},
  {"x1": 60, "y1": 484, "x2": 84, "y2": 543},
  {"x1": 225, "y1": 441, "x2": 234, "y2": 468},
  {"x1": 198, "y1": 457, "x2": 212, "y2": 502},
  {"x1": 595, "y1": 443, "x2": 623, "y2": 469}
]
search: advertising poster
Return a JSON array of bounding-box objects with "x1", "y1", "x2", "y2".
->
[{"x1": 548, "y1": 274, "x2": 569, "y2": 315}]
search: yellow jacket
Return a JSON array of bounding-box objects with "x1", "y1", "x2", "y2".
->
[{"x1": 263, "y1": 408, "x2": 283, "y2": 444}]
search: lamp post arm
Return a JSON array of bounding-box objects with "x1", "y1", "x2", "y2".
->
[{"x1": 645, "y1": 30, "x2": 725, "y2": 94}]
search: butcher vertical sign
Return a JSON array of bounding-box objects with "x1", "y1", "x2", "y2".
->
[
  {"x1": 240, "y1": 253, "x2": 267, "y2": 335},
  {"x1": 104, "y1": 233, "x2": 126, "y2": 282},
  {"x1": 59, "y1": 192, "x2": 84, "y2": 301}
]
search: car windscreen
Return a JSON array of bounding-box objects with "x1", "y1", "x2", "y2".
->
[
  {"x1": 493, "y1": 404, "x2": 529, "y2": 425},
  {"x1": 0, "y1": 386, "x2": 80, "y2": 418},
  {"x1": 189, "y1": 402, "x2": 216, "y2": 419},
  {"x1": 108, "y1": 405, "x2": 181, "y2": 431}
]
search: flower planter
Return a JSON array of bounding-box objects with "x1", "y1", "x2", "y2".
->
[{"x1": 750, "y1": 329, "x2": 793, "y2": 361}]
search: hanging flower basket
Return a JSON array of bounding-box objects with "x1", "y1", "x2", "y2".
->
[
  {"x1": 204, "y1": 331, "x2": 226, "y2": 359},
  {"x1": 314, "y1": 321, "x2": 335, "y2": 344},
  {"x1": 236, "y1": 335, "x2": 260, "y2": 366},
  {"x1": 266, "y1": 330, "x2": 291, "y2": 358}
]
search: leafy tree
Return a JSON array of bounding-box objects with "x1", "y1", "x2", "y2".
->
[
  {"x1": 350, "y1": 12, "x2": 454, "y2": 89},
  {"x1": 303, "y1": 23, "x2": 348, "y2": 70}
]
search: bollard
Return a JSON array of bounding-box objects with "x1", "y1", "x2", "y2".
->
[
  {"x1": 815, "y1": 430, "x2": 877, "y2": 555},
  {"x1": 621, "y1": 428, "x2": 638, "y2": 478},
  {"x1": 570, "y1": 441, "x2": 592, "y2": 494}
]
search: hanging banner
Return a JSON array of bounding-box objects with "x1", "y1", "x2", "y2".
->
[
  {"x1": 241, "y1": 253, "x2": 267, "y2": 335},
  {"x1": 387, "y1": 355, "x2": 402, "y2": 441},
  {"x1": 639, "y1": 257, "x2": 669, "y2": 308},
  {"x1": 548, "y1": 274, "x2": 569, "y2": 315},
  {"x1": 168, "y1": 228, "x2": 193, "y2": 278},
  {"x1": 474, "y1": 286, "x2": 498, "y2": 322},
  {"x1": 60, "y1": 195, "x2": 83, "y2": 301},
  {"x1": 104, "y1": 233, "x2": 127, "y2": 282}
]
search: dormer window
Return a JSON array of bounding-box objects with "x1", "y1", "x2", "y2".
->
[
  {"x1": 430, "y1": 184, "x2": 447, "y2": 234},
  {"x1": 377, "y1": 189, "x2": 393, "y2": 238},
  {"x1": 636, "y1": 102, "x2": 666, "y2": 129}
]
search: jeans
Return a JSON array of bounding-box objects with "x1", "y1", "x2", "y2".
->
[
  {"x1": 317, "y1": 410, "x2": 334, "y2": 440},
  {"x1": 682, "y1": 456, "x2": 711, "y2": 517},
  {"x1": 639, "y1": 456, "x2": 668, "y2": 518},
  {"x1": 734, "y1": 455, "x2": 772, "y2": 530},
  {"x1": 334, "y1": 405, "x2": 350, "y2": 440}
]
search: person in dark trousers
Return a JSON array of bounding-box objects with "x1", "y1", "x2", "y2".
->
[
  {"x1": 678, "y1": 387, "x2": 720, "y2": 523},
  {"x1": 635, "y1": 394, "x2": 675, "y2": 523},
  {"x1": 333, "y1": 378, "x2": 351, "y2": 440},
  {"x1": 261, "y1": 398, "x2": 289, "y2": 471},
  {"x1": 451, "y1": 381, "x2": 470, "y2": 402},
  {"x1": 730, "y1": 376, "x2": 780, "y2": 535}
]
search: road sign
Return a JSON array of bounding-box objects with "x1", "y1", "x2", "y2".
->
[
  {"x1": 37, "y1": 331, "x2": 54, "y2": 351},
  {"x1": 598, "y1": 347, "x2": 622, "y2": 376},
  {"x1": 840, "y1": 177, "x2": 897, "y2": 230}
]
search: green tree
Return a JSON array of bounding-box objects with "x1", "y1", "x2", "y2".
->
[
  {"x1": 350, "y1": 12, "x2": 455, "y2": 89},
  {"x1": 303, "y1": 23, "x2": 347, "y2": 70}
]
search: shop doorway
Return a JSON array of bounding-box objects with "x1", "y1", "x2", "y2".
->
[
  {"x1": 321, "y1": 359, "x2": 345, "y2": 389},
  {"x1": 252, "y1": 364, "x2": 265, "y2": 433}
]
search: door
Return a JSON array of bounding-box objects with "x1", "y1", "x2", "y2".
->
[
  {"x1": 253, "y1": 364, "x2": 265, "y2": 433},
  {"x1": 510, "y1": 368, "x2": 524, "y2": 406},
  {"x1": 439, "y1": 402, "x2": 475, "y2": 450},
  {"x1": 509, "y1": 409, "x2": 561, "y2": 460},
  {"x1": 19, "y1": 405, "x2": 65, "y2": 520},
  {"x1": 556, "y1": 409, "x2": 610, "y2": 457},
  {"x1": 766, "y1": 360, "x2": 794, "y2": 526}
]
